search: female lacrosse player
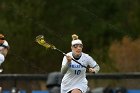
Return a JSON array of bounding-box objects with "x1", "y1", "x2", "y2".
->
[
  {"x1": 0, "y1": 34, "x2": 10, "y2": 72},
  {"x1": 61, "y1": 34, "x2": 100, "y2": 93}
]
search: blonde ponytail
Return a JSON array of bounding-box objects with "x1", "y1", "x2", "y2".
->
[{"x1": 72, "y1": 34, "x2": 79, "y2": 40}]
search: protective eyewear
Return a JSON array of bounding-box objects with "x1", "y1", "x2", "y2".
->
[{"x1": 72, "y1": 44, "x2": 83, "y2": 48}]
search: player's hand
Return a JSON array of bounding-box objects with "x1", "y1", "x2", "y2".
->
[
  {"x1": 88, "y1": 68, "x2": 95, "y2": 73},
  {"x1": 66, "y1": 55, "x2": 72, "y2": 63}
]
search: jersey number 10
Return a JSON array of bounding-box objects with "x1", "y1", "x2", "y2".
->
[{"x1": 75, "y1": 70, "x2": 81, "y2": 75}]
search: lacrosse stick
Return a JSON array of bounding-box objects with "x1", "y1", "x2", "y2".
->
[{"x1": 36, "y1": 35, "x2": 88, "y2": 69}]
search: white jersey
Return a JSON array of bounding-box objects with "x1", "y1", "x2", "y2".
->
[
  {"x1": 61, "y1": 52, "x2": 98, "y2": 93},
  {"x1": 0, "y1": 40, "x2": 9, "y2": 64}
]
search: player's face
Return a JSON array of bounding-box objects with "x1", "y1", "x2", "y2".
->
[{"x1": 71, "y1": 44, "x2": 83, "y2": 56}]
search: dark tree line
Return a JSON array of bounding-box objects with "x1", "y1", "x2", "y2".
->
[{"x1": 0, "y1": 0, "x2": 139, "y2": 73}]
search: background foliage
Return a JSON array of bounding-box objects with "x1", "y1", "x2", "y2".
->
[{"x1": 0, "y1": 0, "x2": 140, "y2": 73}]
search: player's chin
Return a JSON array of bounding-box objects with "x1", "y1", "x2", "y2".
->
[{"x1": 75, "y1": 52, "x2": 81, "y2": 56}]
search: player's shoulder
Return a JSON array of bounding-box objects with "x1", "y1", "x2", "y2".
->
[
  {"x1": 3, "y1": 40, "x2": 8, "y2": 44},
  {"x1": 3, "y1": 40, "x2": 9, "y2": 46},
  {"x1": 82, "y1": 52, "x2": 90, "y2": 57},
  {"x1": 81, "y1": 52, "x2": 92, "y2": 59}
]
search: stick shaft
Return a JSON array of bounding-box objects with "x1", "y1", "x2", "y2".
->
[{"x1": 54, "y1": 48, "x2": 88, "y2": 69}]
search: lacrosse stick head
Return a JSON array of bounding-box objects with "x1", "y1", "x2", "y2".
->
[{"x1": 36, "y1": 35, "x2": 56, "y2": 49}]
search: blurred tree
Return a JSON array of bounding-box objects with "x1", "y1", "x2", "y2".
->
[{"x1": 0, "y1": 0, "x2": 139, "y2": 73}]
